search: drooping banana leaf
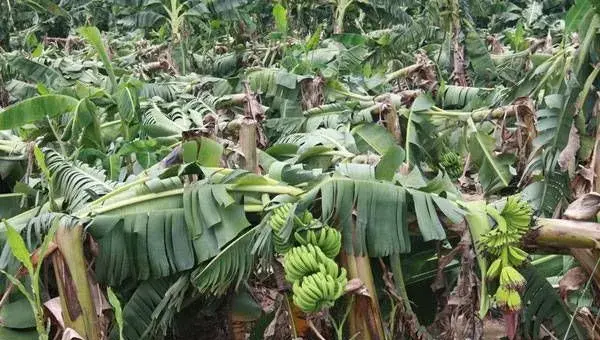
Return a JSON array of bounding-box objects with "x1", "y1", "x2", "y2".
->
[
  {"x1": 303, "y1": 177, "x2": 464, "y2": 257},
  {"x1": 520, "y1": 265, "x2": 586, "y2": 340},
  {"x1": 467, "y1": 118, "x2": 515, "y2": 193},
  {"x1": 464, "y1": 28, "x2": 498, "y2": 85},
  {"x1": 115, "y1": 276, "x2": 179, "y2": 340},
  {"x1": 89, "y1": 209, "x2": 195, "y2": 285},
  {"x1": 0, "y1": 95, "x2": 79, "y2": 130},
  {"x1": 44, "y1": 149, "x2": 114, "y2": 213},
  {"x1": 78, "y1": 26, "x2": 117, "y2": 90},
  {"x1": 535, "y1": 94, "x2": 572, "y2": 156},
  {"x1": 183, "y1": 182, "x2": 250, "y2": 262},
  {"x1": 6, "y1": 55, "x2": 68, "y2": 89},
  {"x1": 192, "y1": 224, "x2": 258, "y2": 295}
]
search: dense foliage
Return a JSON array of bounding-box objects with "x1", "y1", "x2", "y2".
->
[{"x1": 1, "y1": 0, "x2": 600, "y2": 339}]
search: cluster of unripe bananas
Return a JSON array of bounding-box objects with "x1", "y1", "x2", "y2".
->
[
  {"x1": 267, "y1": 203, "x2": 347, "y2": 312},
  {"x1": 480, "y1": 196, "x2": 533, "y2": 312},
  {"x1": 440, "y1": 151, "x2": 463, "y2": 180}
]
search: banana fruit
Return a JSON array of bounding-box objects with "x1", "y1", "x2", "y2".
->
[
  {"x1": 506, "y1": 245, "x2": 528, "y2": 266},
  {"x1": 282, "y1": 225, "x2": 347, "y2": 312},
  {"x1": 485, "y1": 258, "x2": 502, "y2": 279},
  {"x1": 499, "y1": 266, "x2": 525, "y2": 290},
  {"x1": 292, "y1": 272, "x2": 347, "y2": 312},
  {"x1": 501, "y1": 195, "x2": 533, "y2": 234},
  {"x1": 283, "y1": 244, "x2": 343, "y2": 282},
  {"x1": 495, "y1": 285, "x2": 522, "y2": 311},
  {"x1": 269, "y1": 205, "x2": 348, "y2": 313},
  {"x1": 269, "y1": 203, "x2": 294, "y2": 254},
  {"x1": 294, "y1": 226, "x2": 342, "y2": 258},
  {"x1": 440, "y1": 152, "x2": 463, "y2": 180},
  {"x1": 479, "y1": 196, "x2": 533, "y2": 314}
]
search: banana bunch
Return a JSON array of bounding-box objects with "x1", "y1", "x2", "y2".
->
[
  {"x1": 269, "y1": 203, "x2": 294, "y2": 254},
  {"x1": 283, "y1": 226, "x2": 347, "y2": 312},
  {"x1": 299, "y1": 209, "x2": 316, "y2": 226},
  {"x1": 440, "y1": 151, "x2": 463, "y2": 180},
  {"x1": 283, "y1": 244, "x2": 343, "y2": 282},
  {"x1": 480, "y1": 196, "x2": 532, "y2": 262},
  {"x1": 480, "y1": 195, "x2": 532, "y2": 313},
  {"x1": 480, "y1": 229, "x2": 523, "y2": 258},
  {"x1": 294, "y1": 226, "x2": 342, "y2": 258},
  {"x1": 499, "y1": 266, "x2": 526, "y2": 290},
  {"x1": 480, "y1": 206, "x2": 522, "y2": 258},
  {"x1": 494, "y1": 266, "x2": 525, "y2": 312},
  {"x1": 495, "y1": 285, "x2": 522, "y2": 311},
  {"x1": 292, "y1": 271, "x2": 347, "y2": 312},
  {"x1": 500, "y1": 195, "x2": 533, "y2": 234},
  {"x1": 486, "y1": 246, "x2": 529, "y2": 279},
  {"x1": 269, "y1": 205, "x2": 348, "y2": 312}
]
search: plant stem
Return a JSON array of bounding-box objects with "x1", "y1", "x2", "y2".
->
[
  {"x1": 334, "y1": 89, "x2": 374, "y2": 101},
  {"x1": 340, "y1": 251, "x2": 385, "y2": 340},
  {"x1": 100, "y1": 119, "x2": 121, "y2": 129},
  {"x1": 384, "y1": 63, "x2": 422, "y2": 83},
  {"x1": 389, "y1": 255, "x2": 412, "y2": 313},
  {"x1": 88, "y1": 175, "x2": 150, "y2": 207},
  {"x1": 525, "y1": 218, "x2": 600, "y2": 249},
  {"x1": 52, "y1": 224, "x2": 101, "y2": 340},
  {"x1": 333, "y1": 0, "x2": 354, "y2": 34},
  {"x1": 47, "y1": 116, "x2": 67, "y2": 156},
  {"x1": 89, "y1": 184, "x2": 301, "y2": 216},
  {"x1": 239, "y1": 117, "x2": 258, "y2": 173},
  {"x1": 405, "y1": 106, "x2": 413, "y2": 168}
]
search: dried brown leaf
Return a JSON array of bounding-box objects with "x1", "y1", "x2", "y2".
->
[
  {"x1": 559, "y1": 267, "x2": 588, "y2": 300},
  {"x1": 61, "y1": 328, "x2": 84, "y2": 340},
  {"x1": 575, "y1": 307, "x2": 600, "y2": 339},
  {"x1": 344, "y1": 278, "x2": 365, "y2": 294},
  {"x1": 300, "y1": 77, "x2": 324, "y2": 110},
  {"x1": 564, "y1": 192, "x2": 600, "y2": 220},
  {"x1": 486, "y1": 35, "x2": 506, "y2": 54},
  {"x1": 483, "y1": 317, "x2": 506, "y2": 340},
  {"x1": 45, "y1": 297, "x2": 65, "y2": 329},
  {"x1": 559, "y1": 123, "x2": 581, "y2": 172}
]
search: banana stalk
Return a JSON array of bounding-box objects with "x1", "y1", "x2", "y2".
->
[
  {"x1": 51, "y1": 224, "x2": 102, "y2": 340},
  {"x1": 340, "y1": 252, "x2": 385, "y2": 340}
]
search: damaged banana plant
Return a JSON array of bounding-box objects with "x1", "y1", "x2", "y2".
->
[{"x1": 1, "y1": 0, "x2": 600, "y2": 340}]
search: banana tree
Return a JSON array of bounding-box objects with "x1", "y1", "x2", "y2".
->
[{"x1": 2, "y1": 0, "x2": 600, "y2": 339}]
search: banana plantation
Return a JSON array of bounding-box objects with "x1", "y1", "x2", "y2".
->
[{"x1": 1, "y1": 0, "x2": 600, "y2": 339}]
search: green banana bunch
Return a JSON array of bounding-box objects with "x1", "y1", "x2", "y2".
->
[
  {"x1": 501, "y1": 195, "x2": 533, "y2": 234},
  {"x1": 480, "y1": 195, "x2": 532, "y2": 313},
  {"x1": 283, "y1": 228, "x2": 347, "y2": 312},
  {"x1": 495, "y1": 285, "x2": 522, "y2": 311},
  {"x1": 283, "y1": 244, "x2": 343, "y2": 282},
  {"x1": 269, "y1": 203, "x2": 294, "y2": 254},
  {"x1": 440, "y1": 151, "x2": 463, "y2": 180},
  {"x1": 479, "y1": 229, "x2": 522, "y2": 257},
  {"x1": 499, "y1": 266, "x2": 525, "y2": 290},
  {"x1": 292, "y1": 271, "x2": 347, "y2": 312},
  {"x1": 479, "y1": 196, "x2": 532, "y2": 258},
  {"x1": 506, "y1": 245, "x2": 528, "y2": 267},
  {"x1": 299, "y1": 209, "x2": 316, "y2": 225},
  {"x1": 294, "y1": 226, "x2": 342, "y2": 258}
]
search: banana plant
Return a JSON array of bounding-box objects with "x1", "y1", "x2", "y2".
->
[{"x1": 2, "y1": 1, "x2": 600, "y2": 339}]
